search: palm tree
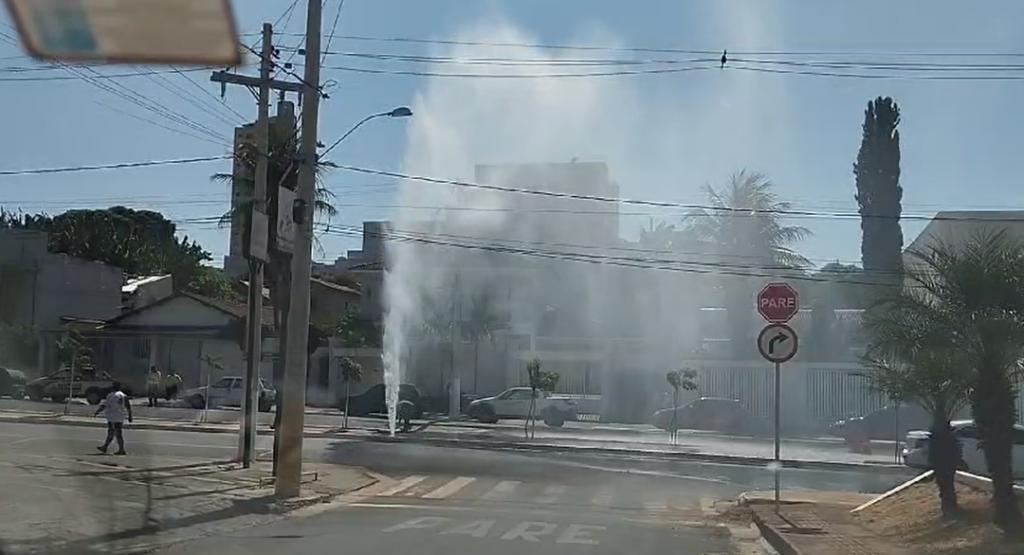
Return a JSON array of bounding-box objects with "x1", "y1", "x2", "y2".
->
[
  {"x1": 420, "y1": 288, "x2": 458, "y2": 395},
  {"x1": 903, "y1": 231, "x2": 1024, "y2": 532},
  {"x1": 864, "y1": 291, "x2": 972, "y2": 518},
  {"x1": 682, "y1": 171, "x2": 810, "y2": 355},
  {"x1": 339, "y1": 357, "x2": 364, "y2": 430},
  {"x1": 525, "y1": 359, "x2": 558, "y2": 439},
  {"x1": 461, "y1": 289, "x2": 505, "y2": 394},
  {"x1": 212, "y1": 126, "x2": 337, "y2": 393}
]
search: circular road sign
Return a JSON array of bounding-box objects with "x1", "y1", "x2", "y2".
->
[
  {"x1": 757, "y1": 282, "x2": 799, "y2": 323},
  {"x1": 757, "y1": 323, "x2": 798, "y2": 363}
]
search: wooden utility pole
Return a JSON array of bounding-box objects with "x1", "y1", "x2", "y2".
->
[
  {"x1": 211, "y1": 23, "x2": 301, "y2": 468},
  {"x1": 276, "y1": 0, "x2": 323, "y2": 498}
]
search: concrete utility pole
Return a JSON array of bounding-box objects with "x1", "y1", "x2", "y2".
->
[
  {"x1": 276, "y1": 0, "x2": 323, "y2": 498},
  {"x1": 211, "y1": 23, "x2": 302, "y2": 468}
]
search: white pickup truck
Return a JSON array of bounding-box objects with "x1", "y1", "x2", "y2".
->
[{"x1": 466, "y1": 387, "x2": 578, "y2": 427}]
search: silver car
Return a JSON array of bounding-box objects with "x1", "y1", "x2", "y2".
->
[{"x1": 902, "y1": 419, "x2": 1024, "y2": 479}]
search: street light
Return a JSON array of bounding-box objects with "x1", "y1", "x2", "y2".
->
[{"x1": 320, "y1": 106, "x2": 413, "y2": 158}]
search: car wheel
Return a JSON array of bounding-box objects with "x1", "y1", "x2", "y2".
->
[
  {"x1": 85, "y1": 388, "x2": 104, "y2": 405},
  {"x1": 27, "y1": 388, "x2": 43, "y2": 402},
  {"x1": 474, "y1": 403, "x2": 498, "y2": 424},
  {"x1": 50, "y1": 394, "x2": 66, "y2": 403},
  {"x1": 188, "y1": 395, "x2": 206, "y2": 410},
  {"x1": 258, "y1": 399, "x2": 273, "y2": 413}
]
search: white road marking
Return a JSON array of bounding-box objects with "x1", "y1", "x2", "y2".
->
[
  {"x1": 378, "y1": 475, "x2": 427, "y2": 497},
  {"x1": 382, "y1": 516, "x2": 449, "y2": 533},
  {"x1": 536, "y1": 484, "x2": 568, "y2": 504},
  {"x1": 440, "y1": 519, "x2": 495, "y2": 538},
  {"x1": 644, "y1": 500, "x2": 669, "y2": 512},
  {"x1": 500, "y1": 521, "x2": 558, "y2": 542},
  {"x1": 557, "y1": 524, "x2": 605, "y2": 545},
  {"x1": 591, "y1": 486, "x2": 614, "y2": 507},
  {"x1": 482, "y1": 480, "x2": 520, "y2": 500},
  {"x1": 423, "y1": 476, "x2": 476, "y2": 499}
]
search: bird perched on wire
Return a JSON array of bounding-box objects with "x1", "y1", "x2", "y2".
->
[{"x1": 720, "y1": 50, "x2": 728, "y2": 69}]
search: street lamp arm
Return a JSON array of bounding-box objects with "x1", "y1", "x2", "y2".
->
[
  {"x1": 320, "y1": 106, "x2": 413, "y2": 159},
  {"x1": 321, "y1": 113, "x2": 384, "y2": 158}
]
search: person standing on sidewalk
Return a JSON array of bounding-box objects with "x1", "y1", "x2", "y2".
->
[
  {"x1": 146, "y1": 366, "x2": 162, "y2": 407},
  {"x1": 95, "y1": 381, "x2": 132, "y2": 455}
]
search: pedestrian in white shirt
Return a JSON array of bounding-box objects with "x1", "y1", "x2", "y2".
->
[{"x1": 95, "y1": 381, "x2": 133, "y2": 455}]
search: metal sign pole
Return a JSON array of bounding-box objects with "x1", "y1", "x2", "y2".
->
[{"x1": 774, "y1": 360, "x2": 781, "y2": 513}]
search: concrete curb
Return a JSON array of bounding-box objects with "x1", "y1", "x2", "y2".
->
[
  {"x1": 375, "y1": 433, "x2": 909, "y2": 473},
  {"x1": 750, "y1": 511, "x2": 803, "y2": 555}
]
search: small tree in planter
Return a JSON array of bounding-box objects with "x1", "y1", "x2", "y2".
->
[
  {"x1": 665, "y1": 369, "x2": 698, "y2": 444},
  {"x1": 339, "y1": 357, "x2": 364, "y2": 430},
  {"x1": 525, "y1": 358, "x2": 559, "y2": 439}
]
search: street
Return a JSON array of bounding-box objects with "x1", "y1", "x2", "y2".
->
[{"x1": 0, "y1": 420, "x2": 911, "y2": 554}]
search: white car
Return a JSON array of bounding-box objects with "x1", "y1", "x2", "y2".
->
[
  {"x1": 184, "y1": 376, "x2": 275, "y2": 412},
  {"x1": 466, "y1": 387, "x2": 578, "y2": 427},
  {"x1": 902, "y1": 419, "x2": 1024, "y2": 479}
]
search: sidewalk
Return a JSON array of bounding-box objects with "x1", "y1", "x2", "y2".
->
[{"x1": 0, "y1": 450, "x2": 377, "y2": 555}]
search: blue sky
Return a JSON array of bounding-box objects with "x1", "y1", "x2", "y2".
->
[{"x1": 1, "y1": 1, "x2": 1023, "y2": 269}]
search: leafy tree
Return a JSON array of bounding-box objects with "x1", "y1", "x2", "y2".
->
[
  {"x1": 461, "y1": 289, "x2": 505, "y2": 394},
  {"x1": 0, "y1": 207, "x2": 211, "y2": 292},
  {"x1": 854, "y1": 97, "x2": 903, "y2": 290},
  {"x1": 525, "y1": 358, "x2": 559, "y2": 439},
  {"x1": 313, "y1": 311, "x2": 377, "y2": 348},
  {"x1": 186, "y1": 266, "x2": 244, "y2": 303},
  {"x1": 421, "y1": 288, "x2": 458, "y2": 395},
  {"x1": 682, "y1": 171, "x2": 810, "y2": 355},
  {"x1": 864, "y1": 291, "x2": 972, "y2": 519},
  {"x1": 904, "y1": 231, "x2": 1024, "y2": 532},
  {"x1": 665, "y1": 369, "x2": 698, "y2": 444},
  {"x1": 0, "y1": 323, "x2": 38, "y2": 369},
  {"x1": 55, "y1": 330, "x2": 92, "y2": 371},
  {"x1": 339, "y1": 357, "x2": 365, "y2": 430}
]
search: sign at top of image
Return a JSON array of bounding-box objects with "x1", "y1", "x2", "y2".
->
[
  {"x1": 756, "y1": 282, "x2": 799, "y2": 323},
  {"x1": 4, "y1": 0, "x2": 241, "y2": 65}
]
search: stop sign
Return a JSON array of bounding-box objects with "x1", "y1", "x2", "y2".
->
[{"x1": 757, "y1": 282, "x2": 799, "y2": 323}]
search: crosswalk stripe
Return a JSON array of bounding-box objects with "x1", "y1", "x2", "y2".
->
[
  {"x1": 536, "y1": 484, "x2": 568, "y2": 504},
  {"x1": 481, "y1": 480, "x2": 521, "y2": 500},
  {"x1": 379, "y1": 475, "x2": 427, "y2": 496},
  {"x1": 423, "y1": 477, "x2": 476, "y2": 499},
  {"x1": 644, "y1": 500, "x2": 669, "y2": 512},
  {"x1": 591, "y1": 487, "x2": 614, "y2": 507}
]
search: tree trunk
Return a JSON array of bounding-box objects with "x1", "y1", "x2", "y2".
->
[
  {"x1": 928, "y1": 417, "x2": 959, "y2": 519},
  {"x1": 974, "y1": 369, "x2": 1024, "y2": 532},
  {"x1": 671, "y1": 389, "x2": 679, "y2": 445},
  {"x1": 473, "y1": 340, "x2": 480, "y2": 394},
  {"x1": 343, "y1": 379, "x2": 351, "y2": 430}
]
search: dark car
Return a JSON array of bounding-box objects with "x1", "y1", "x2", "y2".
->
[
  {"x1": 0, "y1": 367, "x2": 27, "y2": 399},
  {"x1": 652, "y1": 397, "x2": 765, "y2": 434},
  {"x1": 340, "y1": 383, "x2": 423, "y2": 418}
]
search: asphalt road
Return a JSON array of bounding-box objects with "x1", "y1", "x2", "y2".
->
[{"x1": 0, "y1": 420, "x2": 914, "y2": 554}]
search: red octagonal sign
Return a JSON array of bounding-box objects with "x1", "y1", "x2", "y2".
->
[{"x1": 757, "y1": 282, "x2": 799, "y2": 323}]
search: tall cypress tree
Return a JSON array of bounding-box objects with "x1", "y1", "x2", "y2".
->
[{"x1": 854, "y1": 97, "x2": 903, "y2": 289}]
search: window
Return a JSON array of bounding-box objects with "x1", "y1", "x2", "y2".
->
[{"x1": 212, "y1": 378, "x2": 233, "y2": 388}]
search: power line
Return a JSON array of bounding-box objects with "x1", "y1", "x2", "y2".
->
[
  {"x1": 321, "y1": 64, "x2": 717, "y2": 79},
  {"x1": 329, "y1": 163, "x2": 1024, "y2": 225},
  {"x1": 91, "y1": 99, "x2": 232, "y2": 148},
  {"x1": 322, "y1": 0, "x2": 346, "y2": 64},
  {"x1": 0, "y1": 67, "x2": 211, "y2": 82},
  {"x1": 0, "y1": 155, "x2": 231, "y2": 176},
  {"x1": 170, "y1": 65, "x2": 249, "y2": 122}
]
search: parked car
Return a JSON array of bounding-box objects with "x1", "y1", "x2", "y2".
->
[
  {"x1": 24, "y1": 368, "x2": 133, "y2": 404},
  {"x1": 339, "y1": 383, "x2": 423, "y2": 419},
  {"x1": 466, "y1": 387, "x2": 578, "y2": 427},
  {"x1": 828, "y1": 404, "x2": 930, "y2": 441},
  {"x1": 902, "y1": 420, "x2": 1024, "y2": 479},
  {"x1": 0, "y1": 367, "x2": 26, "y2": 399},
  {"x1": 183, "y1": 376, "x2": 275, "y2": 412},
  {"x1": 652, "y1": 397, "x2": 767, "y2": 435}
]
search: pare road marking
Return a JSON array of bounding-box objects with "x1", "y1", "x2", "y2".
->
[{"x1": 382, "y1": 516, "x2": 606, "y2": 545}]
